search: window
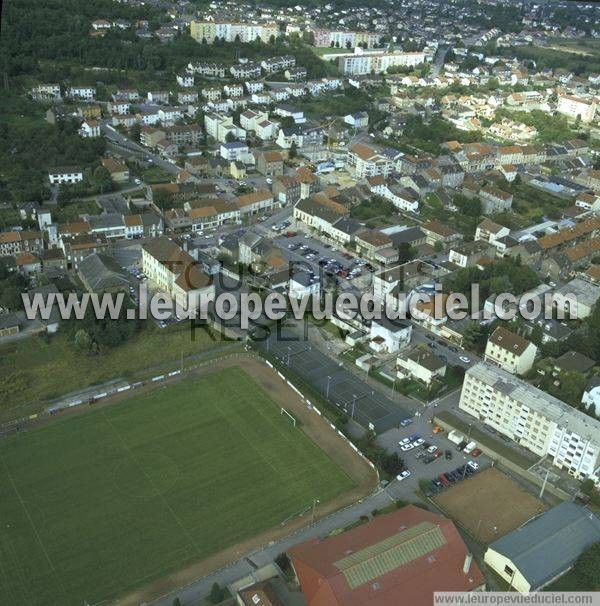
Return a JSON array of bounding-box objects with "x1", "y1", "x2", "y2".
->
[{"x1": 504, "y1": 565, "x2": 514, "y2": 576}]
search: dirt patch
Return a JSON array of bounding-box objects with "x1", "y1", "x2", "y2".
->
[
  {"x1": 433, "y1": 467, "x2": 547, "y2": 544},
  {"x1": 61, "y1": 354, "x2": 378, "y2": 606}
]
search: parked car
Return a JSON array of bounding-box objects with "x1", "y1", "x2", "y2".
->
[
  {"x1": 412, "y1": 438, "x2": 424, "y2": 447},
  {"x1": 456, "y1": 440, "x2": 467, "y2": 451},
  {"x1": 396, "y1": 470, "x2": 411, "y2": 481},
  {"x1": 399, "y1": 437, "x2": 411, "y2": 446},
  {"x1": 467, "y1": 460, "x2": 480, "y2": 471},
  {"x1": 438, "y1": 474, "x2": 450, "y2": 487},
  {"x1": 401, "y1": 443, "x2": 415, "y2": 452},
  {"x1": 426, "y1": 445, "x2": 438, "y2": 454},
  {"x1": 408, "y1": 434, "x2": 421, "y2": 442},
  {"x1": 459, "y1": 356, "x2": 471, "y2": 364},
  {"x1": 471, "y1": 448, "x2": 482, "y2": 457},
  {"x1": 399, "y1": 418, "x2": 413, "y2": 427},
  {"x1": 422, "y1": 455, "x2": 435, "y2": 464},
  {"x1": 433, "y1": 425, "x2": 444, "y2": 434},
  {"x1": 445, "y1": 449, "x2": 453, "y2": 460}
]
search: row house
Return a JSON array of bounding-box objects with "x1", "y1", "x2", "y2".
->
[
  {"x1": 147, "y1": 91, "x2": 169, "y2": 104},
  {"x1": 224, "y1": 83, "x2": 244, "y2": 98},
  {"x1": 186, "y1": 62, "x2": 226, "y2": 78},
  {"x1": 0, "y1": 231, "x2": 44, "y2": 257},
  {"x1": 48, "y1": 167, "x2": 84, "y2": 185},
  {"x1": 177, "y1": 91, "x2": 198, "y2": 104},
  {"x1": 235, "y1": 190, "x2": 276, "y2": 216},
  {"x1": 245, "y1": 81, "x2": 264, "y2": 94},
  {"x1": 66, "y1": 85, "x2": 96, "y2": 100},
  {"x1": 230, "y1": 63, "x2": 261, "y2": 80},
  {"x1": 260, "y1": 55, "x2": 295, "y2": 74},
  {"x1": 60, "y1": 233, "x2": 109, "y2": 268}
]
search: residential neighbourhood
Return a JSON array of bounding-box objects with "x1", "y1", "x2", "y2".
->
[{"x1": 1, "y1": 0, "x2": 600, "y2": 605}]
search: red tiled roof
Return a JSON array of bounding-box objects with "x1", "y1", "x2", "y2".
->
[{"x1": 289, "y1": 505, "x2": 485, "y2": 606}]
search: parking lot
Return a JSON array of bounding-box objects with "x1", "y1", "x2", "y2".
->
[
  {"x1": 272, "y1": 230, "x2": 375, "y2": 291},
  {"x1": 378, "y1": 416, "x2": 492, "y2": 499}
]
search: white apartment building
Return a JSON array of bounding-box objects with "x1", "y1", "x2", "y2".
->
[
  {"x1": 484, "y1": 326, "x2": 537, "y2": 375},
  {"x1": 557, "y1": 94, "x2": 597, "y2": 124},
  {"x1": 459, "y1": 363, "x2": 600, "y2": 485},
  {"x1": 338, "y1": 50, "x2": 426, "y2": 75}
]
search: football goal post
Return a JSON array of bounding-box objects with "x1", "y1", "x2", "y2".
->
[{"x1": 281, "y1": 408, "x2": 297, "y2": 427}]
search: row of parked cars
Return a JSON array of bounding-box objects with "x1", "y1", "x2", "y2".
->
[{"x1": 427, "y1": 461, "x2": 480, "y2": 495}]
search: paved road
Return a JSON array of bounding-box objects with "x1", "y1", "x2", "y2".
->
[
  {"x1": 431, "y1": 45, "x2": 450, "y2": 77},
  {"x1": 150, "y1": 485, "x2": 397, "y2": 606},
  {"x1": 101, "y1": 121, "x2": 180, "y2": 175}
]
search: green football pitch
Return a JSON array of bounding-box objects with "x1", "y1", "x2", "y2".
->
[{"x1": 0, "y1": 367, "x2": 354, "y2": 606}]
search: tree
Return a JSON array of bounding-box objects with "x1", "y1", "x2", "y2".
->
[
  {"x1": 289, "y1": 141, "x2": 298, "y2": 159},
  {"x1": 153, "y1": 188, "x2": 174, "y2": 212},
  {"x1": 381, "y1": 453, "x2": 404, "y2": 476},
  {"x1": 172, "y1": 599, "x2": 182, "y2": 606},
  {"x1": 209, "y1": 582, "x2": 224, "y2": 604},
  {"x1": 462, "y1": 322, "x2": 484, "y2": 351}
]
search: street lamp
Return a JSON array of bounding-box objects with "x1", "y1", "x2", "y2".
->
[
  {"x1": 311, "y1": 498, "x2": 320, "y2": 524},
  {"x1": 326, "y1": 375, "x2": 332, "y2": 399},
  {"x1": 351, "y1": 394, "x2": 357, "y2": 419}
]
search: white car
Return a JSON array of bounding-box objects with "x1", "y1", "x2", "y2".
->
[
  {"x1": 266, "y1": 177, "x2": 273, "y2": 185},
  {"x1": 467, "y1": 460, "x2": 480, "y2": 471},
  {"x1": 426, "y1": 445, "x2": 438, "y2": 454},
  {"x1": 399, "y1": 438, "x2": 411, "y2": 446},
  {"x1": 401, "y1": 443, "x2": 415, "y2": 452},
  {"x1": 396, "y1": 470, "x2": 411, "y2": 481},
  {"x1": 459, "y1": 356, "x2": 471, "y2": 364}
]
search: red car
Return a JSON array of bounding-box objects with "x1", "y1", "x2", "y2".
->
[
  {"x1": 438, "y1": 474, "x2": 450, "y2": 487},
  {"x1": 471, "y1": 448, "x2": 482, "y2": 457}
]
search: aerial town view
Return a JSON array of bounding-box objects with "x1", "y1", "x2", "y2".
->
[{"x1": 1, "y1": 0, "x2": 600, "y2": 605}]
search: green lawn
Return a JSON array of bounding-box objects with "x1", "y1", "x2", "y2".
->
[
  {"x1": 0, "y1": 368, "x2": 354, "y2": 606},
  {"x1": 0, "y1": 322, "x2": 228, "y2": 412}
]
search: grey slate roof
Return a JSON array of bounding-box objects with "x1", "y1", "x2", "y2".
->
[{"x1": 488, "y1": 503, "x2": 600, "y2": 590}]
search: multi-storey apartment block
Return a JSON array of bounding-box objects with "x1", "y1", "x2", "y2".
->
[
  {"x1": 190, "y1": 20, "x2": 279, "y2": 44},
  {"x1": 312, "y1": 28, "x2": 380, "y2": 48},
  {"x1": 557, "y1": 94, "x2": 597, "y2": 124},
  {"x1": 459, "y1": 363, "x2": 600, "y2": 485},
  {"x1": 338, "y1": 50, "x2": 426, "y2": 75}
]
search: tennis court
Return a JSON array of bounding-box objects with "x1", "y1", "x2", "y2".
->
[{"x1": 259, "y1": 327, "x2": 410, "y2": 432}]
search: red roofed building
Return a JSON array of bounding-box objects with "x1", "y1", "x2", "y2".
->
[{"x1": 288, "y1": 505, "x2": 485, "y2": 606}]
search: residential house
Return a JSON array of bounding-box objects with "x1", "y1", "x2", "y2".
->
[
  {"x1": 484, "y1": 326, "x2": 537, "y2": 375},
  {"x1": 397, "y1": 348, "x2": 447, "y2": 385},
  {"x1": 256, "y1": 151, "x2": 284, "y2": 176}
]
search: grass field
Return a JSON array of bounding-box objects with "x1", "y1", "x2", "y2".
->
[
  {"x1": 0, "y1": 322, "x2": 229, "y2": 413},
  {"x1": 0, "y1": 367, "x2": 354, "y2": 606},
  {"x1": 433, "y1": 468, "x2": 546, "y2": 544}
]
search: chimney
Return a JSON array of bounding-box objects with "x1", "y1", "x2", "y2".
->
[{"x1": 463, "y1": 553, "x2": 473, "y2": 575}]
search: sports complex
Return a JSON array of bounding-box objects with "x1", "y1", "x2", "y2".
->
[{"x1": 0, "y1": 356, "x2": 376, "y2": 606}]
